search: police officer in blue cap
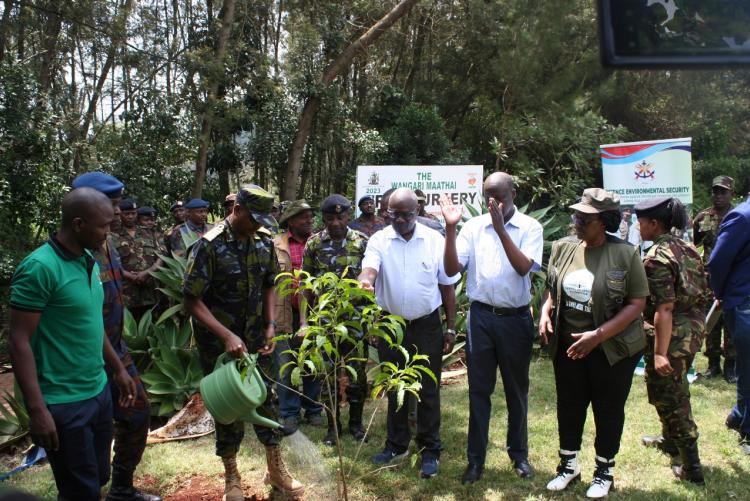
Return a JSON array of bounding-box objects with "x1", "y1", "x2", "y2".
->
[
  {"x1": 70, "y1": 172, "x2": 161, "y2": 501},
  {"x1": 165, "y1": 198, "x2": 213, "y2": 257}
]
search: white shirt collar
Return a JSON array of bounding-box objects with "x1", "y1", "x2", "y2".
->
[{"x1": 386, "y1": 221, "x2": 427, "y2": 241}]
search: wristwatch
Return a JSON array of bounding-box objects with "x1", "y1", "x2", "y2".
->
[
  {"x1": 266, "y1": 320, "x2": 277, "y2": 328},
  {"x1": 445, "y1": 329, "x2": 456, "y2": 336}
]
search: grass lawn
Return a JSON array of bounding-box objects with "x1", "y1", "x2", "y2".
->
[{"x1": 5, "y1": 352, "x2": 747, "y2": 500}]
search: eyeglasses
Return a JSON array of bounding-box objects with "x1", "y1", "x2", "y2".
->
[
  {"x1": 571, "y1": 213, "x2": 598, "y2": 226},
  {"x1": 386, "y1": 209, "x2": 417, "y2": 220}
]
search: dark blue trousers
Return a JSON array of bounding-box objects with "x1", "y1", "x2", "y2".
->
[
  {"x1": 466, "y1": 302, "x2": 533, "y2": 465},
  {"x1": 46, "y1": 385, "x2": 113, "y2": 501}
]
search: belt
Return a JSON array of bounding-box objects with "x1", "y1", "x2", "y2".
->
[
  {"x1": 475, "y1": 302, "x2": 529, "y2": 316},
  {"x1": 385, "y1": 309, "x2": 438, "y2": 325}
]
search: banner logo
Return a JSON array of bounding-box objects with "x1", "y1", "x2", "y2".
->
[
  {"x1": 634, "y1": 160, "x2": 656, "y2": 181},
  {"x1": 368, "y1": 172, "x2": 380, "y2": 186}
]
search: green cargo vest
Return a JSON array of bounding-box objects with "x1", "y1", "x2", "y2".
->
[{"x1": 547, "y1": 235, "x2": 646, "y2": 365}]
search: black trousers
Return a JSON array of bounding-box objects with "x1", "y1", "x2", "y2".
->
[
  {"x1": 377, "y1": 309, "x2": 443, "y2": 459},
  {"x1": 554, "y1": 343, "x2": 642, "y2": 459},
  {"x1": 466, "y1": 302, "x2": 534, "y2": 465},
  {"x1": 46, "y1": 385, "x2": 113, "y2": 501}
]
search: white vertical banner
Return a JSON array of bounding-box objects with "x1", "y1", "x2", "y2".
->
[{"x1": 355, "y1": 165, "x2": 484, "y2": 220}]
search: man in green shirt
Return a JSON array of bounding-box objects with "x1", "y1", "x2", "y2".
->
[{"x1": 9, "y1": 188, "x2": 136, "y2": 501}]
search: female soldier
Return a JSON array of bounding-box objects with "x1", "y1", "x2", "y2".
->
[
  {"x1": 540, "y1": 188, "x2": 648, "y2": 498},
  {"x1": 636, "y1": 197, "x2": 707, "y2": 485}
]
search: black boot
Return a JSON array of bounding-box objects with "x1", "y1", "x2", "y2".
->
[
  {"x1": 678, "y1": 441, "x2": 705, "y2": 485},
  {"x1": 642, "y1": 435, "x2": 682, "y2": 477},
  {"x1": 724, "y1": 359, "x2": 738, "y2": 384},
  {"x1": 348, "y1": 402, "x2": 368, "y2": 443},
  {"x1": 106, "y1": 469, "x2": 162, "y2": 501},
  {"x1": 704, "y1": 357, "x2": 721, "y2": 378}
]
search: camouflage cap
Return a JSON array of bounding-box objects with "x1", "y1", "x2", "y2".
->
[
  {"x1": 569, "y1": 188, "x2": 620, "y2": 214},
  {"x1": 236, "y1": 184, "x2": 277, "y2": 229},
  {"x1": 414, "y1": 189, "x2": 427, "y2": 202},
  {"x1": 169, "y1": 200, "x2": 183, "y2": 212},
  {"x1": 224, "y1": 193, "x2": 237, "y2": 205},
  {"x1": 278, "y1": 199, "x2": 314, "y2": 226},
  {"x1": 712, "y1": 175, "x2": 734, "y2": 191}
]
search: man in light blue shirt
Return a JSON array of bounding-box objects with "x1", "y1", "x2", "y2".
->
[
  {"x1": 359, "y1": 188, "x2": 458, "y2": 479},
  {"x1": 441, "y1": 172, "x2": 544, "y2": 484}
]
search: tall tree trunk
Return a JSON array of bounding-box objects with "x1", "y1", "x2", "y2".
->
[
  {"x1": 72, "y1": 0, "x2": 135, "y2": 172},
  {"x1": 191, "y1": 0, "x2": 237, "y2": 199},
  {"x1": 0, "y1": 0, "x2": 13, "y2": 62},
  {"x1": 282, "y1": 0, "x2": 419, "y2": 200},
  {"x1": 17, "y1": 0, "x2": 26, "y2": 59},
  {"x1": 37, "y1": 1, "x2": 63, "y2": 97},
  {"x1": 273, "y1": 0, "x2": 283, "y2": 76},
  {"x1": 404, "y1": 9, "x2": 427, "y2": 97}
]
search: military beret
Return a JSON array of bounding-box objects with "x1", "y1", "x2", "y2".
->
[
  {"x1": 569, "y1": 188, "x2": 620, "y2": 214},
  {"x1": 712, "y1": 175, "x2": 734, "y2": 191},
  {"x1": 321, "y1": 194, "x2": 351, "y2": 214},
  {"x1": 236, "y1": 184, "x2": 278, "y2": 230},
  {"x1": 119, "y1": 198, "x2": 137, "y2": 211},
  {"x1": 278, "y1": 200, "x2": 314, "y2": 226},
  {"x1": 169, "y1": 201, "x2": 183, "y2": 212},
  {"x1": 71, "y1": 172, "x2": 124, "y2": 199},
  {"x1": 634, "y1": 197, "x2": 672, "y2": 218},
  {"x1": 184, "y1": 198, "x2": 210, "y2": 209},
  {"x1": 137, "y1": 206, "x2": 156, "y2": 217},
  {"x1": 358, "y1": 195, "x2": 375, "y2": 206}
]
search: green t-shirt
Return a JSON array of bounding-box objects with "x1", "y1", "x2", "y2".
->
[{"x1": 10, "y1": 240, "x2": 108, "y2": 405}]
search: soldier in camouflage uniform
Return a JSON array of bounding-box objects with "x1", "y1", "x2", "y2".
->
[
  {"x1": 301, "y1": 194, "x2": 370, "y2": 446},
  {"x1": 165, "y1": 198, "x2": 213, "y2": 257},
  {"x1": 182, "y1": 185, "x2": 303, "y2": 500},
  {"x1": 70, "y1": 174, "x2": 160, "y2": 501},
  {"x1": 637, "y1": 197, "x2": 707, "y2": 485},
  {"x1": 693, "y1": 175, "x2": 735, "y2": 381},
  {"x1": 348, "y1": 195, "x2": 386, "y2": 237},
  {"x1": 113, "y1": 201, "x2": 166, "y2": 320}
]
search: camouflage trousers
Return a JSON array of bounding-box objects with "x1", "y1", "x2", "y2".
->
[
  {"x1": 645, "y1": 339, "x2": 699, "y2": 450},
  {"x1": 197, "y1": 338, "x2": 282, "y2": 458},
  {"x1": 704, "y1": 315, "x2": 736, "y2": 362},
  {"x1": 108, "y1": 353, "x2": 150, "y2": 484}
]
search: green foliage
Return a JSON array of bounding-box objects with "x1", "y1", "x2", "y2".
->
[
  {"x1": 139, "y1": 319, "x2": 202, "y2": 416},
  {"x1": 492, "y1": 109, "x2": 628, "y2": 210},
  {"x1": 276, "y1": 269, "x2": 435, "y2": 408},
  {"x1": 0, "y1": 390, "x2": 30, "y2": 447},
  {"x1": 149, "y1": 229, "x2": 200, "y2": 323},
  {"x1": 380, "y1": 103, "x2": 452, "y2": 165}
]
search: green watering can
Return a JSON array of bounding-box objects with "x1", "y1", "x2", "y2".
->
[{"x1": 199, "y1": 352, "x2": 281, "y2": 428}]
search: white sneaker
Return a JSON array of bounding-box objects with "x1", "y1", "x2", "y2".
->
[
  {"x1": 546, "y1": 449, "x2": 580, "y2": 491},
  {"x1": 586, "y1": 456, "x2": 614, "y2": 498}
]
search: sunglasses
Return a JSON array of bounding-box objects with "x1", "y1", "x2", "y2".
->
[
  {"x1": 387, "y1": 209, "x2": 417, "y2": 220},
  {"x1": 571, "y1": 213, "x2": 599, "y2": 226}
]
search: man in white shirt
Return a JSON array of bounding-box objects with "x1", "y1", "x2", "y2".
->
[
  {"x1": 441, "y1": 172, "x2": 544, "y2": 484},
  {"x1": 358, "y1": 188, "x2": 458, "y2": 479}
]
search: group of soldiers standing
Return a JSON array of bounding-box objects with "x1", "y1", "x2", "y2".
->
[{"x1": 8, "y1": 168, "x2": 748, "y2": 501}]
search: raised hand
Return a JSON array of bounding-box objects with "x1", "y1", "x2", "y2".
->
[{"x1": 439, "y1": 194, "x2": 462, "y2": 227}]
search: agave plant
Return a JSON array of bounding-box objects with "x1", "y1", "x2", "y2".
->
[
  {"x1": 139, "y1": 318, "x2": 202, "y2": 416},
  {"x1": 0, "y1": 390, "x2": 29, "y2": 448},
  {"x1": 149, "y1": 228, "x2": 200, "y2": 325}
]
